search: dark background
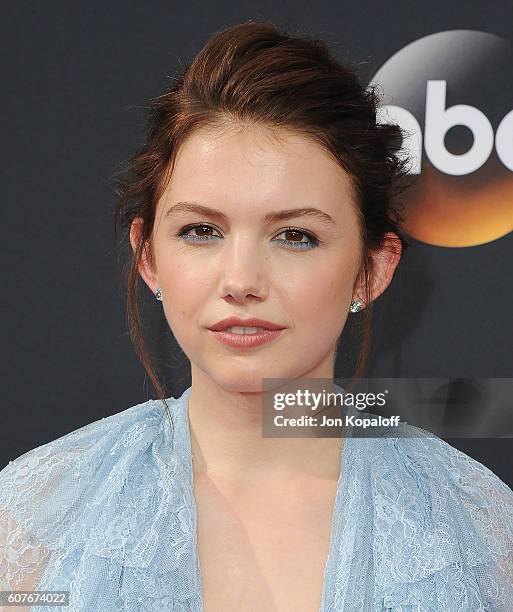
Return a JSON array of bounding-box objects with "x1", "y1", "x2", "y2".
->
[{"x1": 2, "y1": 2, "x2": 512, "y2": 486}]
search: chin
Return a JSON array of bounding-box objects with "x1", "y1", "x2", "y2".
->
[
  {"x1": 212, "y1": 372, "x2": 269, "y2": 394},
  {"x1": 205, "y1": 381, "x2": 263, "y2": 396},
  {"x1": 208, "y1": 364, "x2": 310, "y2": 396}
]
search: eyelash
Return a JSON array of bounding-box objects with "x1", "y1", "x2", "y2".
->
[{"x1": 175, "y1": 224, "x2": 320, "y2": 250}]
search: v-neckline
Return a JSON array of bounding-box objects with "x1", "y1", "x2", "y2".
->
[{"x1": 171, "y1": 384, "x2": 355, "y2": 611}]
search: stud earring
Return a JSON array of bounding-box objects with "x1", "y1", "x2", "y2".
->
[
  {"x1": 155, "y1": 287, "x2": 163, "y2": 301},
  {"x1": 349, "y1": 299, "x2": 364, "y2": 313}
]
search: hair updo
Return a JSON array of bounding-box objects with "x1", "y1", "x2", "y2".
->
[{"x1": 112, "y1": 20, "x2": 412, "y2": 404}]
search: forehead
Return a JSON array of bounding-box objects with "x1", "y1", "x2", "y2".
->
[{"x1": 159, "y1": 123, "x2": 356, "y2": 217}]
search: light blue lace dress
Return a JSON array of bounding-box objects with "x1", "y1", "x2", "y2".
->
[{"x1": 0, "y1": 384, "x2": 512, "y2": 611}]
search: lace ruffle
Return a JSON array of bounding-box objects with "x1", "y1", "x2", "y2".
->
[
  {"x1": 0, "y1": 397, "x2": 203, "y2": 611},
  {"x1": 1, "y1": 388, "x2": 512, "y2": 611},
  {"x1": 371, "y1": 426, "x2": 511, "y2": 610}
]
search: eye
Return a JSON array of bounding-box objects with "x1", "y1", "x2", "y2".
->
[
  {"x1": 176, "y1": 224, "x2": 222, "y2": 242},
  {"x1": 273, "y1": 227, "x2": 319, "y2": 249},
  {"x1": 175, "y1": 223, "x2": 319, "y2": 250}
]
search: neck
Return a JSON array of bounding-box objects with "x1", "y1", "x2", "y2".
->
[{"x1": 187, "y1": 366, "x2": 344, "y2": 487}]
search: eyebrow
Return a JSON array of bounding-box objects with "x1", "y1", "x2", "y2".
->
[{"x1": 164, "y1": 201, "x2": 337, "y2": 226}]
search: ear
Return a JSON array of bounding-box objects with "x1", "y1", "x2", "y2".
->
[
  {"x1": 353, "y1": 232, "x2": 402, "y2": 306},
  {"x1": 129, "y1": 217, "x2": 159, "y2": 295}
]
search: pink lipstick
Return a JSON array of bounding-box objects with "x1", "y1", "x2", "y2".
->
[{"x1": 207, "y1": 316, "x2": 286, "y2": 349}]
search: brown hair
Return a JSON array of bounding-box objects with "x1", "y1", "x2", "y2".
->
[{"x1": 111, "y1": 20, "x2": 412, "y2": 409}]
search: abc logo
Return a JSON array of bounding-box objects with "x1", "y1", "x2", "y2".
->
[
  {"x1": 377, "y1": 80, "x2": 513, "y2": 175},
  {"x1": 370, "y1": 30, "x2": 513, "y2": 246}
]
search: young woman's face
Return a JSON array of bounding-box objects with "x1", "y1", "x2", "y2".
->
[{"x1": 134, "y1": 123, "x2": 371, "y2": 392}]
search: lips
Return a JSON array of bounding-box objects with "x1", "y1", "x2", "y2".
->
[{"x1": 207, "y1": 316, "x2": 286, "y2": 332}]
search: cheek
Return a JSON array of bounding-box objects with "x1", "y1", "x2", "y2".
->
[
  {"x1": 285, "y1": 262, "x2": 352, "y2": 309},
  {"x1": 156, "y1": 245, "x2": 208, "y2": 308},
  {"x1": 156, "y1": 257, "x2": 200, "y2": 335},
  {"x1": 284, "y1": 259, "x2": 354, "y2": 340}
]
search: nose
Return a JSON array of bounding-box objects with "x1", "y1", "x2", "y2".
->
[{"x1": 218, "y1": 235, "x2": 268, "y2": 303}]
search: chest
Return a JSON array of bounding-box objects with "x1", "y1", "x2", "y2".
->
[{"x1": 193, "y1": 474, "x2": 338, "y2": 612}]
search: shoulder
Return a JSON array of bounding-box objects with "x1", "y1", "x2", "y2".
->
[
  {"x1": 0, "y1": 393, "x2": 200, "y2": 603},
  {"x1": 366, "y1": 419, "x2": 513, "y2": 610},
  {"x1": 0, "y1": 395, "x2": 184, "y2": 556},
  {"x1": 374, "y1": 418, "x2": 513, "y2": 509},
  {"x1": 0, "y1": 397, "x2": 166, "y2": 493}
]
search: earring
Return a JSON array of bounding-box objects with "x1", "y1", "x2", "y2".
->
[
  {"x1": 155, "y1": 287, "x2": 163, "y2": 301},
  {"x1": 349, "y1": 299, "x2": 364, "y2": 313}
]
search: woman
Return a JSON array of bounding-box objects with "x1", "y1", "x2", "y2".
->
[{"x1": 1, "y1": 20, "x2": 512, "y2": 612}]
